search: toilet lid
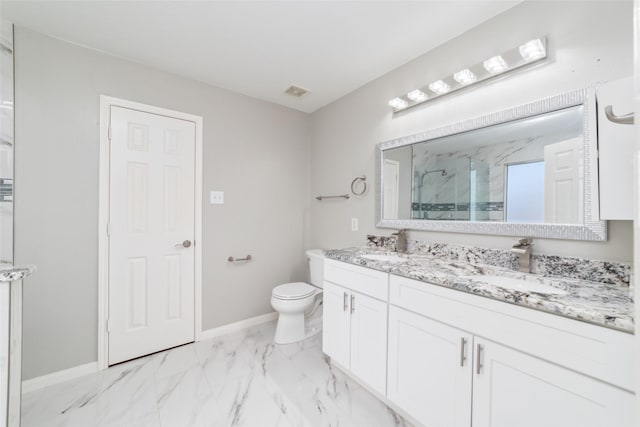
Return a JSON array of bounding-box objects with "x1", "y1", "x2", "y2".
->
[{"x1": 272, "y1": 282, "x2": 316, "y2": 300}]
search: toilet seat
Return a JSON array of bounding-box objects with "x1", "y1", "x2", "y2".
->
[{"x1": 272, "y1": 282, "x2": 316, "y2": 300}]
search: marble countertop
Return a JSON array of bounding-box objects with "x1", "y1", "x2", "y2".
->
[
  {"x1": 324, "y1": 247, "x2": 633, "y2": 333},
  {"x1": 0, "y1": 265, "x2": 35, "y2": 282}
]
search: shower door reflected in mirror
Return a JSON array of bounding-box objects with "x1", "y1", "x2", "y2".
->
[{"x1": 0, "y1": 22, "x2": 12, "y2": 265}]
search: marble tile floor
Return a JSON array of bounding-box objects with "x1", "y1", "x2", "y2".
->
[{"x1": 21, "y1": 321, "x2": 414, "y2": 427}]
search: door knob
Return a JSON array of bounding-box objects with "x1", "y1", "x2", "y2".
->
[{"x1": 176, "y1": 240, "x2": 192, "y2": 248}]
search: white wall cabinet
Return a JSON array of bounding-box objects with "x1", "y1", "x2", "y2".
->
[
  {"x1": 387, "y1": 306, "x2": 473, "y2": 427},
  {"x1": 322, "y1": 265, "x2": 388, "y2": 396},
  {"x1": 597, "y1": 76, "x2": 634, "y2": 219}
]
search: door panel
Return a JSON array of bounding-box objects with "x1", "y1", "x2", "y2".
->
[
  {"x1": 322, "y1": 282, "x2": 351, "y2": 368},
  {"x1": 543, "y1": 137, "x2": 583, "y2": 224},
  {"x1": 349, "y1": 291, "x2": 387, "y2": 395},
  {"x1": 472, "y1": 338, "x2": 634, "y2": 427},
  {"x1": 109, "y1": 106, "x2": 196, "y2": 365},
  {"x1": 387, "y1": 306, "x2": 472, "y2": 427}
]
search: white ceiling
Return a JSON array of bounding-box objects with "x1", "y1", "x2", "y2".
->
[{"x1": 1, "y1": 1, "x2": 521, "y2": 113}]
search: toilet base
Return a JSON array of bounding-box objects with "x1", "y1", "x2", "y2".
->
[{"x1": 274, "y1": 311, "x2": 307, "y2": 344}]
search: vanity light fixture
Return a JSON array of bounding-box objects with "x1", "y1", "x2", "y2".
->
[
  {"x1": 428, "y1": 80, "x2": 451, "y2": 95},
  {"x1": 483, "y1": 56, "x2": 509, "y2": 74},
  {"x1": 407, "y1": 89, "x2": 428, "y2": 103},
  {"x1": 453, "y1": 69, "x2": 477, "y2": 85},
  {"x1": 388, "y1": 37, "x2": 547, "y2": 112}
]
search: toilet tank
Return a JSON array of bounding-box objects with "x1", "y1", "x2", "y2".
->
[{"x1": 306, "y1": 249, "x2": 325, "y2": 288}]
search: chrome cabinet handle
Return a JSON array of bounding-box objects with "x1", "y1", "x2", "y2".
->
[
  {"x1": 476, "y1": 343, "x2": 483, "y2": 374},
  {"x1": 175, "y1": 240, "x2": 192, "y2": 248},
  {"x1": 460, "y1": 338, "x2": 467, "y2": 367},
  {"x1": 605, "y1": 105, "x2": 634, "y2": 125},
  {"x1": 350, "y1": 295, "x2": 355, "y2": 314},
  {"x1": 343, "y1": 292, "x2": 348, "y2": 311}
]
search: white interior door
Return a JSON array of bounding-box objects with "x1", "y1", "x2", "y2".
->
[
  {"x1": 108, "y1": 106, "x2": 196, "y2": 365},
  {"x1": 543, "y1": 137, "x2": 583, "y2": 223},
  {"x1": 383, "y1": 159, "x2": 400, "y2": 219}
]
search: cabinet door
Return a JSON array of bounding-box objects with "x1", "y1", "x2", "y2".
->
[
  {"x1": 322, "y1": 282, "x2": 351, "y2": 368},
  {"x1": 349, "y1": 291, "x2": 388, "y2": 395},
  {"x1": 387, "y1": 306, "x2": 472, "y2": 427},
  {"x1": 597, "y1": 76, "x2": 634, "y2": 219},
  {"x1": 472, "y1": 338, "x2": 635, "y2": 427}
]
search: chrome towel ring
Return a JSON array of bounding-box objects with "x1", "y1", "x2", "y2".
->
[{"x1": 351, "y1": 175, "x2": 367, "y2": 196}]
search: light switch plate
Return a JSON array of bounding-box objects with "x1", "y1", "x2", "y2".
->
[
  {"x1": 210, "y1": 191, "x2": 224, "y2": 204},
  {"x1": 351, "y1": 218, "x2": 358, "y2": 231}
]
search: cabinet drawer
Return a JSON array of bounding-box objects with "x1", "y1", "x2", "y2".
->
[
  {"x1": 390, "y1": 274, "x2": 634, "y2": 391},
  {"x1": 324, "y1": 259, "x2": 388, "y2": 301}
]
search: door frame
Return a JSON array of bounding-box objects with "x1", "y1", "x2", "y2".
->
[{"x1": 97, "y1": 95, "x2": 203, "y2": 370}]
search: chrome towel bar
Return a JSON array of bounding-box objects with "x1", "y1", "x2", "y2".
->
[
  {"x1": 316, "y1": 194, "x2": 350, "y2": 201},
  {"x1": 228, "y1": 255, "x2": 252, "y2": 262}
]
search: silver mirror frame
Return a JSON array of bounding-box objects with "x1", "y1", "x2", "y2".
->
[{"x1": 375, "y1": 87, "x2": 606, "y2": 241}]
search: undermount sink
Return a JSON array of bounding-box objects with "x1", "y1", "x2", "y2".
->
[
  {"x1": 462, "y1": 275, "x2": 568, "y2": 295},
  {"x1": 360, "y1": 254, "x2": 406, "y2": 263}
]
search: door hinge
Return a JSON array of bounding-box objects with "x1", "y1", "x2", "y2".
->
[
  {"x1": 106, "y1": 223, "x2": 111, "y2": 236},
  {"x1": 106, "y1": 319, "x2": 112, "y2": 333},
  {"x1": 107, "y1": 126, "x2": 112, "y2": 141}
]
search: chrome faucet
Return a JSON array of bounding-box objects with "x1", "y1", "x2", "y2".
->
[
  {"x1": 511, "y1": 238, "x2": 533, "y2": 273},
  {"x1": 392, "y1": 229, "x2": 408, "y2": 253}
]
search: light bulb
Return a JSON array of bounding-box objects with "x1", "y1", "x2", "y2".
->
[
  {"x1": 483, "y1": 55, "x2": 509, "y2": 74},
  {"x1": 453, "y1": 69, "x2": 477, "y2": 85},
  {"x1": 519, "y1": 38, "x2": 546, "y2": 62},
  {"x1": 407, "y1": 90, "x2": 427, "y2": 103},
  {"x1": 388, "y1": 97, "x2": 409, "y2": 110},
  {"x1": 428, "y1": 80, "x2": 451, "y2": 95}
]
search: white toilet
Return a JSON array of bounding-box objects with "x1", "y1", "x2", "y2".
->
[{"x1": 271, "y1": 249, "x2": 324, "y2": 344}]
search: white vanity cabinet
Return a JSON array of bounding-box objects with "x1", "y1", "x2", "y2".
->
[
  {"x1": 472, "y1": 337, "x2": 634, "y2": 427},
  {"x1": 387, "y1": 306, "x2": 473, "y2": 427},
  {"x1": 322, "y1": 260, "x2": 634, "y2": 427},
  {"x1": 322, "y1": 260, "x2": 388, "y2": 395},
  {"x1": 597, "y1": 76, "x2": 634, "y2": 219},
  {"x1": 388, "y1": 275, "x2": 635, "y2": 427}
]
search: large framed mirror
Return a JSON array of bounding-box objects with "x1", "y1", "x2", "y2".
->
[{"x1": 375, "y1": 88, "x2": 606, "y2": 241}]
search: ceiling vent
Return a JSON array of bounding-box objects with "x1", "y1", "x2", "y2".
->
[{"x1": 284, "y1": 85, "x2": 310, "y2": 98}]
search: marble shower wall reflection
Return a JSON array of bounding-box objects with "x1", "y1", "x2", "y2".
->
[{"x1": 0, "y1": 22, "x2": 13, "y2": 265}]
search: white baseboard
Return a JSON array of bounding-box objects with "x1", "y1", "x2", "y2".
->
[
  {"x1": 199, "y1": 312, "x2": 278, "y2": 341},
  {"x1": 21, "y1": 314, "x2": 277, "y2": 394},
  {"x1": 22, "y1": 362, "x2": 98, "y2": 395}
]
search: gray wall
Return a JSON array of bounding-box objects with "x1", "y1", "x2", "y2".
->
[
  {"x1": 309, "y1": 1, "x2": 634, "y2": 261},
  {"x1": 15, "y1": 28, "x2": 310, "y2": 379}
]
